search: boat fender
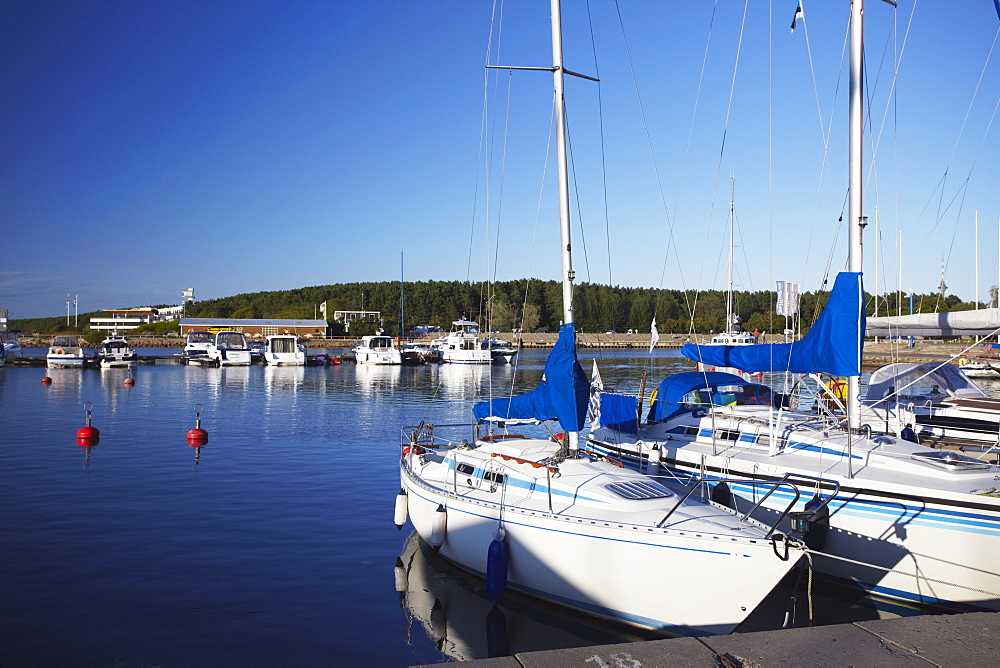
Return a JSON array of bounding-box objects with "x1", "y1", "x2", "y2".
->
[
  {"x1": 711, "y1": 481, "x2": 733, "y2": 509},
  {"x1": 429, "y1": 504, "x2": 447, "y2": 549},
  {"x1": 486, "y1": 527, "x2": 508, "y2": 601},
  {"x1": 803, "y1": 494, "x2": 829, "y2": 551},
  {"x1": 646, "y1": 444, "x2": 660, "y2": 474},
  {"x1": 394, "y1": 488, "x2": 408, "y2": 530}
]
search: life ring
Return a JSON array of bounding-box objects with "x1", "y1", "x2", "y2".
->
[
  {"x1": 959, "y1": 358, "x2": 967, "y2": 366},
  {"x1": 55, "y1": 348, "x2": 65, "y2": 355}
]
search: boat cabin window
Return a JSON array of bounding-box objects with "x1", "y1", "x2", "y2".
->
[
  {"x1": 216, "y1": 333, "x2": 246, "y2": 350},
  {"x1": 682, "y1": 384, "x2": 776, "y2": 409},
  {"x1": 483, "y1": 471, "x2": 506, "y2": 484},
  {"x1": 52, "y1": 336, "x2": 79, "y2": 347},
  {"x1": 456, "y1": 463, "x2": 475, "y2": 475},
  {"x1": 271, "y1": 338, "x2": 296, "y2": 353}
]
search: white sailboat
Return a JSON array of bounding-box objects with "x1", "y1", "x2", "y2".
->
[
  {"x1": 397, "y1": 0, "x2": 805, "y2": 636},
  {"x1": 692, "y1": 178, "x2": 759, "y2": 380},
  {"x1": 588, "y1": 0, "x2": 1000, "y2": 613}
]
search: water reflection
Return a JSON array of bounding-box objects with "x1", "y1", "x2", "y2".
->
[
  {"x1": 395, "y1": 532, "x2": 654, "y2": 661},
  {"x1": 263, "y1": 364, "x2": 306, "y2": 397}
]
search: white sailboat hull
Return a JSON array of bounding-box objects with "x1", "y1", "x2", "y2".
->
[
  {"x1": 401, "y1": 439, "x2": 803, "y2": 636},
  {"x1": 589, "y1": 412, "x2": 1000, "y2": 612}
]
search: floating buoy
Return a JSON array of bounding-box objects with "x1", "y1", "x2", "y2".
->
[
  {"x1": 76, "y1": 402, "x2": 100, "y2": 446},
  {"x1": 429, "y1": 504, "x2": 447, "y2": 549},
  {"x1": 41, "y1": 376, "x2": 52, "y2": 385},
  {"x1": 187, "y1": 404, "x2": 208, "y2": 446},
  {"x1": 332, "y1": 358, "x2": 341, "y2": 366},
  {"x1": 394, "y1": 488, "x2": 408, "y2": 530},
  {"x1": 124, "y1": 377, "x2": 135, "y2": 386},
  {"x1": 486, "y1": 527, "x2": 509, "y2": 601},
  {"x1": 802, "y1": 494, "x2": 830, "y2": 551}
]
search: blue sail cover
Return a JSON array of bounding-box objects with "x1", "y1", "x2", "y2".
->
[
  {"x1": 681, "y1": 271, "x2": 864, "y2": 376},
  {"x1": 473, "y1": 323, "x2": 589, "y2": 432}
]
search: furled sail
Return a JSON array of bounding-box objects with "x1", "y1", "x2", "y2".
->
[
  {"x1": 681, "y1": 271, "x2": 864, "y2": 376},
  {"x1": 474, "y1": 323, "x2": 589, "y2": 431}
]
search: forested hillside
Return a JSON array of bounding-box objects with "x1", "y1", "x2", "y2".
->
[
  {"x1": 181, "y1": 279, "x2": 983, "y2": 337},
  {"x1": 11, "y1": 280, "x2": 982, "y2": 337}
]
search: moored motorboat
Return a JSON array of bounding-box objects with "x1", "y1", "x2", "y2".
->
[
  {"x1": 355, "y1": 335, "x2": 403, "y2": 365},
  {"x1": 47, "y1": 335, "x2": 86, "y2": 368},
  {"x1": 206, "y1": 330, "x2": 252, "y2": 367},
  {"x1": 435, "y1": 321, "x2": 492, "y2": 365},
  {"x1": 182, "y1": 331, "x2": 214, "y2": 364},
  {"x1": 263, "y1": 334, "x2": 306, "y2": 366},
  {"x1": 95, "y1": 334, "x2": 137, "y2": 368}
]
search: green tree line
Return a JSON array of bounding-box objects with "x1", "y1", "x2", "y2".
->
[{"x1": 10, "y1": 282, "x2": 986, "y2": 338}]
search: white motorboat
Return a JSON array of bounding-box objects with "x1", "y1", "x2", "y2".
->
[
  {"x1": 588, "y1": 2, "x2": 1000, "y2": 614},
  {"x1": 354, "y1": 335, "x2": 402, "y2": 365},
  {"x1": 1, "y1": 330, "x2": 21, "y2": 357},
  {"x1": 182, "y1": 331, "x2": 214, "y2": 364},
  {"x1": 263, "y1": 334, "x2": 306, "y2": 366},
  {"x1": 95, "y1": 334, "x2": 137, "y2": 368},
  {"x1": 402, "y1": 342, "x2": 440, "y2": 365},
  {"x1": 47, "y1": 335, "x2": 86, "y2": 368},
  {"x1": 484, "y1": 337, "x2": 518, "y2": 365},
  {"x1": 206, "y1": 330, "x2": 252, "y2": 367},
  {"x1": 435, "y1": 321, "x2": 492, "y2": 365},
  {"x1": 398, "y1": 1, "x2": 804, "y2": 636}
]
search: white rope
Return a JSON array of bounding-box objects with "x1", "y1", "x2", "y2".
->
[{"x1": 803, "y1": 546, "x2": 1000, "y2": 599}]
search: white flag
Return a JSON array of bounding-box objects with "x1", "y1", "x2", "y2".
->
[
  {"x1": 649, "y1": 317, "x2": 660, "y2": 353},
  {"x1": 588, "y1": 359, "x2": 604, "y2": 424}
]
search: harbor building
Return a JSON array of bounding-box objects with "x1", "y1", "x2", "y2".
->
[
  {"x1": 179, "y1": 318, "x2": 329, "y2": 338},
  {"x1": 90, "y1": 307, "x2": 182, "y2": 333}
]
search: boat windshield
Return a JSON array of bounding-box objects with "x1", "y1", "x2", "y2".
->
[
  {"x1": 187, "y1": 332, "x2": 213, "y2": 344},
  {"x1": 52, "y1": 336, "x2": 79, "y2": 347}
]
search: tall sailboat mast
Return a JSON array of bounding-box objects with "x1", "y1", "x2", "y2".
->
[
  {"x1": 847, "y1": 0, "x2": 865, "y2": 431},
  {"x1": 551, "y1": 0, "x2": 575, "y2": 333}
]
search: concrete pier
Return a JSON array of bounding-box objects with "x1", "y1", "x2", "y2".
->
[{"x1": 418, "y1": 610, "x2": 999, "y2": 667}]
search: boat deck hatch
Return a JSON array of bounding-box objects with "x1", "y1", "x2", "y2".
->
[
  {"x1": 606, "y1": 480, "x2": 674, "y2": 500},
  {"x1": 909, "y1": 451, "x2": 991, "y2": 471}
]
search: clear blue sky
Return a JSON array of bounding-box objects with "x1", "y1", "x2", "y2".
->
[{"x1": 2, "y1": 0, "x2": 998, "y2": 319}]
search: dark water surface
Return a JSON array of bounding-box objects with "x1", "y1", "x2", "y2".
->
[{"x1": 1, "y1": 349, "x2": 931, "y2": 665}]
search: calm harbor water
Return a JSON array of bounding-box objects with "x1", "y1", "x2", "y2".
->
[{"x1": 1, "y1": 348, "x2": 977, "y2": 665}]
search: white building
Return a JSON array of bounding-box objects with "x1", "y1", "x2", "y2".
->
[{"x1": 90, "y1": 306, "x2": 184, "y2": 333}]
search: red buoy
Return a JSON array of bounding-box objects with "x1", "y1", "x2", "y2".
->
[
  {"x1": 41, "y1": 376, "x2": 52, "y2": 385},
  {"x1": 124, "y1": 377, "x2": 135, "y2": 386},
  {"x1": 77, "y1": 403, "x2": 100, "y2": 446},
  {"x1": 187, "y1": 404, "x2": 208, "y2": 446}
]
